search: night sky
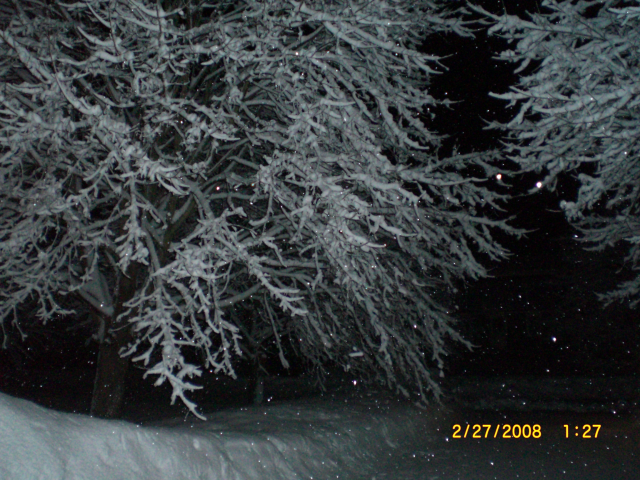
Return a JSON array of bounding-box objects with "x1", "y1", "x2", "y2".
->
[
  {"x1": 1, "y1": 0, "x2": 638, "y2": 415},
  {"x1": 427, "y1": 0, "x2": 640, "y2": 378}
]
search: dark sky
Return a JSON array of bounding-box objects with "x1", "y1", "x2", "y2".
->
[
  {"x1": 299, "y1": 0, "x2": 632, "y2": 381},
  {"x1": 424, "y1": 1, "x2": 640, "y2": 377}
]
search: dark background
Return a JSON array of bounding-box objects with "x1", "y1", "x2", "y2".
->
[{"x1": 427, "y1": 0, "x2": 640, "y2": 378}]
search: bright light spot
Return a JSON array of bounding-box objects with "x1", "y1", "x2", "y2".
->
[
  {"x1": 496, "y1": 174, "x2": 502, "y2": 180},
  {"x1": 536, "y1": 181, "x2": 543, "y2": 189},
  {"x1": 552, "y1": 337, "x2": 557, "y2": 342}
]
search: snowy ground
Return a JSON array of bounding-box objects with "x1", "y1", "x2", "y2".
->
[
  {"x1": 0, "y1": 387, "x2": 440, "y2": 480},
  {"x1": 1, "y1": 375, "x2": 639, "y2": 479}
]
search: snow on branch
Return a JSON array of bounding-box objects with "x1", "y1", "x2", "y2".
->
[
  {"x1": 0, "y1": 0, "x2": 516, "y2": 415},
  {"x1": 485, "y1": 0, "x2": 640, "y2": 305}
]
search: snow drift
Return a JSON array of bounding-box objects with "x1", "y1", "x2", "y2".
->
[{"x1": 0, "y1": 391, "x2": 434, "y2": 480}]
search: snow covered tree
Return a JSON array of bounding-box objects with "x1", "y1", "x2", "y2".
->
[
  {"x1": 0, "y1": 0, "x2": 515, "y2": 418},
  {"x1": 476, "y1": 0, "x2": 640, "y2": 307}
]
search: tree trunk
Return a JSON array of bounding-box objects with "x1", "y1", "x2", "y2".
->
[
  {"x1": 90, "y1": 265, "x2": 138, "y2": 419},
  {"x1": 248, "y1": 353, "x2": 265, "y2": 405},
  {"x1": 90, "y1": 323, "x2": 130, "y2": 418}
]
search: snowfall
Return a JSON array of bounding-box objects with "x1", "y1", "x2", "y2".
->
[{"x1": 1, "y1": 374, "x2": 639, "y2": 480}]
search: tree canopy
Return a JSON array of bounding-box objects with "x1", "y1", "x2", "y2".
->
[{"x1": 0, "y1": 0, "x2": 516, "y2": 417}]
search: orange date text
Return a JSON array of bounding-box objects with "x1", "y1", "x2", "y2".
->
[{"x1": 452, "y1": 424, "x2": 542, "y2": 439}]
